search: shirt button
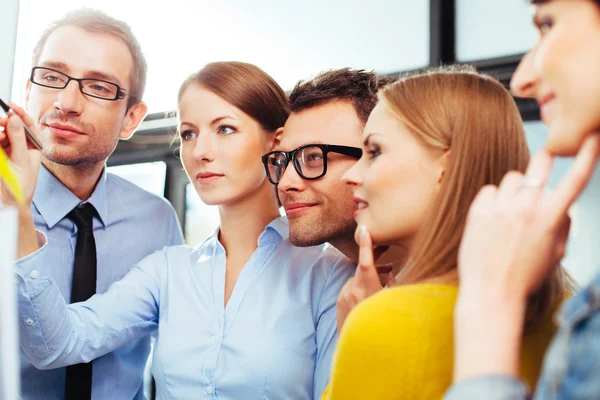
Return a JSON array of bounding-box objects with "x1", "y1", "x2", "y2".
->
[
  {"x1": 206, "y1": 386, "x2": 213, "y2": 395},
  {"x1": 30, "y1": 270, "x2": 40, "y2": 279},
  {"x1": 15, "y1": 278, "x2": 20, "y2": 286},
  {"x1": 25, "y1": 318, "x2": 34, "y2": 326}
]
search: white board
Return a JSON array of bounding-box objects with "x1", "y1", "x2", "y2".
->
[{"x1": 0, "y1": 206, "x2": 20, "y2": 400}]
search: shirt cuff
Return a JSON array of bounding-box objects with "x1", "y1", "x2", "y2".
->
[
  {"x1": 444, "y1": 375, "x2": 530, "y2": 400},
  {"x1": 14, "y1": 230, "x2": 51, "y2": 294}
]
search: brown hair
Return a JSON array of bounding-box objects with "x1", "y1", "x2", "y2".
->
[
  {"x1": 387, "y1": 65, "x2": 566, "y2": 325},
  {"x1": 32, "y1": 8, "x2": 147, "y2": 108},
  {"x1": 178, "y1": 62, "x2": 289, "y2": 133},
  {"x1": 289, "y1": 68, "x2": 392, "y2": 125}
]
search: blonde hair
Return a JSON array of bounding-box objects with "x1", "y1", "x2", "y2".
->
[{"x1": 385, "y1": 65, "x2": 566, "y2": 325}]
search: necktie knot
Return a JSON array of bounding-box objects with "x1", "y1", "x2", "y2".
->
[{"x1": 67, "y1": 203, "x2": 96, "y2": 230}]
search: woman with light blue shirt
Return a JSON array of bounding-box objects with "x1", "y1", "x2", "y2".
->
[{"x1": 14, "y1": 61, "x2": 355, "y2": 399}]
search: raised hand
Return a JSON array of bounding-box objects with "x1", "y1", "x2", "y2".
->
[
  {"x1": 336, "y1": 226, "x2": 397, "y2": 332},
  {"x1": 453, "y1": 134, "x2": 600, "y2": 382},
  {"x1": 458, "y1": 135, "x2": 600, "y2": 301},
  {"x1": 0, "y1": 102, "x2": 42, "y2": 207}
]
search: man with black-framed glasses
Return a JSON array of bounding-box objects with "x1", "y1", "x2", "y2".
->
[
  {"x1": 265, "y1": 68, "x2": 391, "y2": 261},
  {"x1": 264, "y1": 69, "x2": 408, "y2": 333},
  {"x1": 2, "y1": 9, "x2": 183, "y2": 400}
]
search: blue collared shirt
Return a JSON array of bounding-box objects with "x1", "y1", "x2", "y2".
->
[
  {"x1": 15, "y1": 216, "x2": 355, "y2": 400},
  {"x1": 17, "y1": 165, "x2": 184, "y2": 400},
  {"x1": 444, "y1": 270, "x2": 600, "y2": 400}
]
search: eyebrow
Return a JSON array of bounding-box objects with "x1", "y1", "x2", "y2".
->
[
  {"x1": 39, "y1": 61, "x2": 124, "y2": 87},
  {"x1": 363, "y1": 133, "x2": 381, "y2": 146},
  {"x1": 210, "y1": 116, "x2": 236, "y2": 125},
  {"x1": 178, "y1": 116, "x2": 237, "y2": 130},
  {"x1": 179, "y1": 121, "x2": 195, "y2": 128}
]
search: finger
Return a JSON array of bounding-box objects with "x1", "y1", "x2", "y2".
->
[
  {"x1": 518, "y1": 150, "x2": 553, "y2": 204},
  {"x1": 0, "y1": 117, "x2": 9, "y2": 147},
  {"x1": 467, "y1": 185, "x2": 497, "y2": 218},
  {"x1": 356, "y1": 225, "x2": 382, "y2": 290},
  {"x1": 5, "y1": 114, "x2": 29, "y2": 159},
  {"x1": 337, "y1": 279, "x2": 353, "y2": 305},
  {"x1": 7, "y1": 103, "x2": 41, "y2": 151},
  {"x1": 550, "y1": 135, "x2": 600, "y2": 221},
  {"x1": 496, "y1": 171, "x2": 523, "y2": 204},
  {"x1": 386, "y1": 272, "x2": 398, "y2": 288},
  {"x1": 553, "y1": 215, "x2": 571, "y2": 263},
  {"x1": 7, "y1": 102, "x2": 37, "y2": 133}
]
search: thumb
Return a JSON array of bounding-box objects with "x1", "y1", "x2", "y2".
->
[
  {"x1": 356, "y1": 225, "x2": 381, "y2": 291},
  {"x1": 6, "y1": 115, "x2": 28, "y2": 163}
]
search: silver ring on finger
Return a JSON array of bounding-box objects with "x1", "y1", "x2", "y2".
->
[{"x1": 520, "y1": 176, "x2": 543, "y2": 189}]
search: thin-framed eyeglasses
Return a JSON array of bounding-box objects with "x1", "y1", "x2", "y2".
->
[{"x1": 30, "y1": 67, "x2": 132, "y2": 101}]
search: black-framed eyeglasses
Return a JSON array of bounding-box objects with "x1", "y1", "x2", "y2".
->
[
  {"x1": 262, "y1": 144, "x2": 362, "y2": 185},
  {"x1": 30, "y1": 67, "x2": 132, "y2": 101}
]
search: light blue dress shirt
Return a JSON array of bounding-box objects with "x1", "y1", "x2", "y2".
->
[
  {"x1": 16, "y1": 165, "x2": 184, "y2": 400},
  {"x1": 15, "y1": 216, "x2": 355, "y2": 400}
]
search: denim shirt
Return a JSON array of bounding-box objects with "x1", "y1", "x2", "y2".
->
[{"x1": 444, "y1": 271, "x2": 600, "y2": 400}]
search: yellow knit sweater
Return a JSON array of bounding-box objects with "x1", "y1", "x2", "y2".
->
[{"x1": 322, "y1": 284, "x2": 557, "y2": 400}]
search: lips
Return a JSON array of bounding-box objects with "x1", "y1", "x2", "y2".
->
[
  {"x1": 46, "y1": 122, "x2": 85, "y2": 139},
  {"x1": 353, "y1": 196, "x2": 368, "y2": 218},
  {"x1": 196, "y1": 171, "x2": 224, "y2": 183},
  {"x1": 353, "y1": 196, "x2": 368, "y2": 209},
  {"x1": 537, "y1": 92, "x2": 556, "y2": 123},
  {"x1": 537, "y1": 93, "x2": 556, "y2": 109},
  {"x1": 284, "y1": 202, "x2": 319, "y2": 217}
]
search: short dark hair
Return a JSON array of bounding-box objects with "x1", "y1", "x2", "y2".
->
[
  {"x1": 33, "y1": 8, "x2": 147, "y2": 108},
  {"x1": 288, "y1": 68, "x2": 392, "y2": 125}
]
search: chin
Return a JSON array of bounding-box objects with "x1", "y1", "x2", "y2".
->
[
  {"x1": 196, "y1": 190, "x2": 229, "y2": 206},
  {"x1": 546, "y1": 119, "x2": 595, "y2": 157}
]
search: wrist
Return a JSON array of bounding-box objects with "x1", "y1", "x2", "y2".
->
[
  {"x1": 17, "y1": 205, "x2": 39, "y2": 259},
  {"x1": 453, "y1": 286, "x2": 527, "y2": 381}
]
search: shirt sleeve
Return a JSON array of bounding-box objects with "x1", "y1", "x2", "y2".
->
[
  {"x1": 15, "y1": 234, "x2": 165, "y2": 370},
  {"x1": 313, "y1": 257, "x2": 355, "y2": 400},
  {"x1": 165, "y1": 203, "x2": 184, "y2": 246},
  {"x1": 443, "y1": 376, "x2": 531, "y2": 400}
]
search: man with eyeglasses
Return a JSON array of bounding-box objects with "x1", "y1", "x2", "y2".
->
[
  {"x1": 262, "y1": 69, "x2": 407, "y2": 332},
  {"x1": 1, "y1": 9, "x2": 183, "y2": 400}
]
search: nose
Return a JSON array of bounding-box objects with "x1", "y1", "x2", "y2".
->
[
  {"x1": 510, "y1": 49, "x2": 539, "y2": 99},
  {"x1": 53, "y1": 80, "x2": 85, "y2": 115},
  {"x1": 277, "y1": 160, "x2": 306, "y2": 193},
  {"x1": 192, "y1": 131, "x2": 216, "y2": 163},
  {"x1": 342, "y1": 156, "x2": 364, "y2": 188}
]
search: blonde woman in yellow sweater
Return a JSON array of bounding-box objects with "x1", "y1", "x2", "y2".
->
[{"x1": 322, "y1": 66, "x2": 570, "y2": 400}]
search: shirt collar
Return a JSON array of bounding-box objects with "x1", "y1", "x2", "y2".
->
[
  {"x1": 200, "y1": 215, "x2": 290, "y2": 251},
  {"x1": 264, "y1": 216, "x2": 289, "y2": 241},
  {"x1": 32, "y1": 164, "x2": 108, "y2": 229}
]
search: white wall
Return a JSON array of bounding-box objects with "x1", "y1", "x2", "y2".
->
[
  {"x1": 12, "y1": 0, "x2": 430, "y2": 113},
  {"x1": 1, "y1": 0, "x2": 20, "y2": 100},
  {"x1": 457, "y1": 0, "x2": 538, "y2": 61}
]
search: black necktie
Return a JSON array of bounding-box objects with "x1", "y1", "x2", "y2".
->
[{"x1": 64, "y1": 203, "x2": 97, "y2": 400}]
